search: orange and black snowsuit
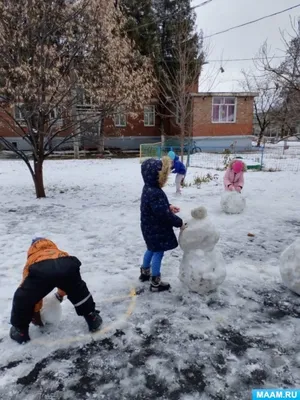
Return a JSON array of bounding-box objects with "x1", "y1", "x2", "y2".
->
[
  {"x1": 10, "y1": 239, "x2": 96, "y2": 329},
  {"x1": 22, "y1": 239, "x2": 68, "y2": 313}
]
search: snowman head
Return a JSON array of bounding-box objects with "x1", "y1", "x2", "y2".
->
[{"x1": 179, "y1": 206, "x2": 220, "y2": 252}]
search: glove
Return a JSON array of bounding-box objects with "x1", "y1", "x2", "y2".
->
[
  {"x1": 236, "y1": 187, "x2": 242, "y2": 193},
  {"x1": 32, "y1": 311, "x2": 44, "y2": 327},
  {"x1": 228, "y1": 184, "x2": 234, "y2": 191},
  {"x1": 55, "y1": 292, "x2": 63, "y2": 303}
]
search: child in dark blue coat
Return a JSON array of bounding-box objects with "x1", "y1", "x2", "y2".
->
[
  {"x1": 140, "y1": 156, "x2": 186, "y2": 292},
  {"x1": 168, "y1": 151, "x2": 186, "y2": 194}
]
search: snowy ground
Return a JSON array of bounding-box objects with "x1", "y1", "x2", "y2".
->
[{"x1": 1, "y1": 158, "x2": 300, "y2": 400}]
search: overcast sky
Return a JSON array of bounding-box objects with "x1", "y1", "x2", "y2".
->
[{"x1": 193, "y1": 0, "x2": 300, "y2": 92}]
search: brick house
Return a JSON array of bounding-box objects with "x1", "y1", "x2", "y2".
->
[
  {"x1": 0, "y1": 91, "x2": 257, "y2": 152},
  {"x1": 102, "y1": 92, "x2": 257, "y2": 151}
]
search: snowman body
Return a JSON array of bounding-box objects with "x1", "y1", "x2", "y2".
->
[
  {"x1": 221, "y1": 191, "x2": 246, "y2": 215},
  {"x1": 280, "y1": 239, "x2": 300, "y2": 295},
  {"x1": 179, "y1": 207, "x2": 226, "y2": 294}
]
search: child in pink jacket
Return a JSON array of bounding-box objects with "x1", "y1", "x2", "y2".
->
[{"x1": 223, "y1": 160, "x2": 246, "y2": 193}]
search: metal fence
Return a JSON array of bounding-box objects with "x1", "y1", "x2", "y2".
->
[{"x1": 140, "y1": 141, "x2": 300, "y2": 172}]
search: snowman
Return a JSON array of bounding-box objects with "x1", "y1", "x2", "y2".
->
[
  {"x1": 280, "y1": 238, "x2": 300, "y2": 295},
  {"x1": 40, "y1": 293, "x2": 63, "y2": 325},
  {"x1": 178, "y1": 206, "x2": 226, "y2": 294},
  {"x1": 220, "y1": 191, "x2": 246, "y2": 215}
]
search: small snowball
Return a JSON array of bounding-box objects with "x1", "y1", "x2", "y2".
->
[
  {"x1": 280, "y1": 238, "x2": 300, "y2": 295},
  {"x1": 221, "y1": 191, "x2": 246, "y2": 215},
  {"x1": 40, "y1": 293, "x2": 62, "y2": 325}
]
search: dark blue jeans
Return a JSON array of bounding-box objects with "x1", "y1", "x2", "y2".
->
[{"x1": 142, "y1": 250, "x2": 164, "y2": 277}]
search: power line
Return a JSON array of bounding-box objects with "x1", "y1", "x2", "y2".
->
[
  {"x1": 203, "y1": 4, "x2": 300, "y2": 39},
  {"x1": 125, "y1": 0, "x2": 213, "y2": 33},
  {"x1": 206, "y1": 56, "x2": 286, "y2": 63}
]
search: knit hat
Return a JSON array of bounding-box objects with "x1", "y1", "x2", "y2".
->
[
  {"x1": 31, "y1": 237, "x2": 45, "y2": 245},
  {"x1": 232, "y1": 160, "x2": 244, "y2": 173},
  {"x1": 168, "y1": 151, "x2": 176, "y2": 160}
]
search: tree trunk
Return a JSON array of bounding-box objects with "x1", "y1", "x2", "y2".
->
[
  {"x1": 257, "y1": 129, "x2": 265, "y2": 147},
  {"x1": 33, "y1": 160, "x2": 46, "y2": 198},
  {"x1": 180, "y1": 128, "x2": 184, "y2": 162},
  {"x1": 98, "y1": 118, "x2": 105, "y2": 153}
]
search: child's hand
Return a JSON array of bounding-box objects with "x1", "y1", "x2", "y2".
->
[
  {"x1": 180, "y1": 222, "x2": 188, "y2": 231},
  {"x1": 170, "y1": 205, "x2": 180, "y2": 213},
  {"x1": 228, "y1": 184, "x2": 234, "y2": 191}
]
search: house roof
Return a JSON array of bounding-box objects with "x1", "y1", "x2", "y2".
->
[{"x1": 190, "y1": 92, "x2": 259, "y2": 98}]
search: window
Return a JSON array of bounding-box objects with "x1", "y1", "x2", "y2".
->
[
  {"x1": 212, "y1": 97, "x2": 236, "y2": 123},
  {"x1": 14, "y1": 104, "x2": 60, "y2": 125},
  {"x1": 144, "y1": 105, "x2": 155, "y2": 127},
  {"x1": 114, "y1": 110, "x2": 126, "y2": 127},
  {"x1": 14, "y1": 104, "x2": 28, "y2": 126}
]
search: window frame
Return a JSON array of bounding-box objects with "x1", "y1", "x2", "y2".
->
[
  {"x1": 144, "y1": 105, "x2": 155, "y2": 127},
  {"x1": 211, "y1": 97, "x2": 237, "y2": 124},
  {"x1": 14, "y1": 103, "x2": 61, "y2": 126},
  {"x1": 114, "y1": 109, "x2": 127, "y2": 128}
]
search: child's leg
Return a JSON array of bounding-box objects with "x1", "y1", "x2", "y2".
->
[
  {"x1": 142, "y1": 250, "x2": 153, "y2": 269},
  {"x1": 151, "y1": 252, "x2": 164, "y2": 277},
  {"x1": 140, "y1": 250, "x2": 153, "y2": 282},
  {"x1": 10, "y1": 275, "x2": 55, "y2": 330},
  {"x1": 150, "y1": 252, "x2": 170, "y2": 292},
  {"x1": 175, "y1": 174, "x2": 184, "y2": 193}
]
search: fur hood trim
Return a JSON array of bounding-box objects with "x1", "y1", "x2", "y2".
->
[{"x1": 159, "y1": 156, "x2": 171, "y2": 188}]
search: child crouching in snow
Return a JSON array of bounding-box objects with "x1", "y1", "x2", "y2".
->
[
  {"x1": 10, "y1": 238, "x2": 102, "y2": 344},
  {"x1": 140, "y1": 157, "x2": 187, "y2": 292},
  {"x1": 223, "y1": 159, "x2": 247, "y2": 193},
  {"x1": 167, "y1": 151, "x2": 186, "y2": 194}
]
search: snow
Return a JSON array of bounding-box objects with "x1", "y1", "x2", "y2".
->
[
  {"x1": 280, "y1": 239, "x2": 300, "y2": 296},
  {"x1": 41, "y1": 293, "x2": 63, "y2": 325},
  {"x1": 220, "y1": 191, "x2": 246, "y2": 214},
  {"x1": 1, "y1": 158, "x2": 300, "y2": 399}
]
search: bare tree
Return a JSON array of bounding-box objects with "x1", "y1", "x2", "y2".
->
[
  {"x1": 0, "y1": 0, "x2": 154, "y2": 197},
  {"x1": 258, "y1": 21, "x2": 300, "y2": 141},
  {"x1": 241, "y1": 70, "x2": 279, "y2": 146},
  {"x1": 158, "y1": 20, "x2": 205, "y2": 161}
]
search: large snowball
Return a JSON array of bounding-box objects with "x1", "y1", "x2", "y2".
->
[
  {"x1": 179, "y1": 206, "x2": 220, "y2": 252},
  {"x1": 280, "y1": 239, "x2": 300, "y2": 295},
  {"x1": 40, "y1": 293, "x2": 62, "y2": 325},
  {"x1": 221, "y1": 191, "x2": 246, "y2": 215},
  {"x1": 179, "y1": 249, "x2": 226, "y2": 294}
]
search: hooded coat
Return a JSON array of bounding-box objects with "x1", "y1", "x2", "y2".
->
[
  {"x1": 172, "y1": 155, "x2": 186, "y2": 175},
  {"x1": 140, "y1": 157, "x2": 183, "y2": 252},
  {"x1": 223, "y1": 160, "x2": 247, "y2": 192}
]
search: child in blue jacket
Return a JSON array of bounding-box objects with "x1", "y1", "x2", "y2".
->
[
  {"x1": 168, "y1": 151, "x2": 186, "y2": 194},
  {"x1": 140, "y1": 156, "x2": 186, "y2": 292}
]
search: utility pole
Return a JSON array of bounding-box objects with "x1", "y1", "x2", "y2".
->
[{"x1": 70, "y1": 60, "x2": 80, "y2": 159}]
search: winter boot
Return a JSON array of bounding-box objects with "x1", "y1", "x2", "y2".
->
[
  {"x1": 139, "y1": 267, "x2": 151, "y2": 282},
  {"x1": 150, "y1": 276, "x2": 171, "y2": 292},
  {"x1": 84, "y1": 310, "x2": 102, "y2": 332},
  {"x1": 10, "y1": 326, "x2": 30, "y2": 344}
]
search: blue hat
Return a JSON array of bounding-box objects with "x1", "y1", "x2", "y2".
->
[
  {"x1": 31, "y1": 237, "x2": 45, "y2": 245},
  {"x1": 168, "y1": 151, "x2": 176, "y2": 160}
]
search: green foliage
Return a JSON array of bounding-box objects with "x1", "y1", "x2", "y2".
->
[{"x1": 193, "y1": 173, "x2": 214, "y2": 187}]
